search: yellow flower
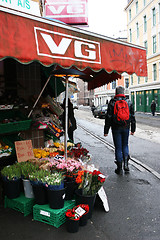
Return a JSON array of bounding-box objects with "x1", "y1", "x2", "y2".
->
[{"x1": 54, "y1": 142, "x2": 60, "y2": 148}]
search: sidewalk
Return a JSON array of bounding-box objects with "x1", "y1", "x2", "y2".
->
[{"x1": 0, "y1": 122, "x2": 160, "y2": 240}]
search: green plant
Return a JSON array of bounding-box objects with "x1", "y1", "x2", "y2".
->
[
  {"x1": 29, "y1": 169, "x2": 49, "y2": 183},
  {"x1": 1, "y1": 164, "x2": 21, "y2": 181},
  {"x1": 17, "y1": 161, "x2": 39, "y2": 179}
]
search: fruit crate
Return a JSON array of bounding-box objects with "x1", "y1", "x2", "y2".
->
[
  {"x1": 0, "y1": 110, "x2": 32, "y2": 134},
  {"x1": 4, "y1": 193, "x2": 35, "y2": 216},
  {"x1": 33, "y1": 200, "x2": 76, "y2": 228}
]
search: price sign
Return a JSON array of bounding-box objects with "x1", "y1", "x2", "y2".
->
[
  {"x1": 15, "y1": 140, "x2": 34, "y2": 162},
  {"x1": 75, "y1": 206, "x2": 86, "y2": 217}
]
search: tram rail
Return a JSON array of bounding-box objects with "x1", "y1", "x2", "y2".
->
[{"x1": 78, "y1": 123, "x2": 160, "y2": 180}]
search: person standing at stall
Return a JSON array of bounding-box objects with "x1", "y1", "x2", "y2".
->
[
  {"x1": 61, "y1": 98, "x2": 77, "y2": 143},
  {"x1": 104, "y1": 86, "x2": 136, "y2": 175}
]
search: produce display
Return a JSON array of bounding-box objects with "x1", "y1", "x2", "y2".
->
[{"x1": 0, "y1": 142, "x2": 13, "y2": 158}]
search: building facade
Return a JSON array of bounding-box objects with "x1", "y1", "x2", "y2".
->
[
  {"x1": 94, "y1": 73, "x2": 130, "y2": 107},
  {"x1": 125, "y1": 0, "x2": 160, "y2": 112}
]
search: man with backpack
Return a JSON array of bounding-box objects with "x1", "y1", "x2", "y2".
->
[{"x1": 104, "y1": 86, "x2": 136, "y2": 175}]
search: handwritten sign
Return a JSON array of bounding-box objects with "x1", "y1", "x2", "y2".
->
[{"x1": 15, "y1": 140, "x2": 34, "y2": 162}]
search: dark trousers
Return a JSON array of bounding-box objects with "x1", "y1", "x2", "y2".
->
[{"x1": 68, "y1": 129, "x2": 74, "y2": 142}]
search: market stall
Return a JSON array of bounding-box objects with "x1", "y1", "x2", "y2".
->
[
  {"x1": 0, "y1": 5, "x2": 147, "y2": 155},
  {"x1": 0, "y1": 5, "x2": 147, "y2": 230}
]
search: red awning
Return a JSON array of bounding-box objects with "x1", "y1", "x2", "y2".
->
[{"x1": 0, "y1": 7, "x2": 147, "y2": 90}]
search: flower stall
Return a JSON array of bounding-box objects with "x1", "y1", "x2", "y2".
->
[{"x1": 1, "y1": 137, "x2": 108, "y2": 231}]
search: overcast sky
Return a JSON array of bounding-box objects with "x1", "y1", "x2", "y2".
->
[{"x1": 85, "y1": 0, "x2": 128, "y2": 38}]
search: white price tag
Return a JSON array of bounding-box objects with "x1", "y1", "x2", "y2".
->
[
  {"x1": 40, "y1": 210, "x2": 50, "y2": 217},
  {"x1": 75, "y1": 206, "x2": 86, "y2": 217},
  {"x1": 98, "y1": 173, "x2": 105, "y2": 179},
  {"x1": 62, "y1": 194, "x2": 65, "y2": 199}
]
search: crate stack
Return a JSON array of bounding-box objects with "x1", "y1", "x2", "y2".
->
[{"x1": 4, "y1": 193, "x2": 76, "y2": 228}]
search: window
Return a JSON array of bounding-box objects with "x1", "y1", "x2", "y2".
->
[
  {"x1": 144, "y1": 41, "x2": 148, "y2": 54},
  {"x1": 144, "y1": 15, "x2": 147, "y2": 32},
  {"x1": 138, "y1": 76, "x2": 140, "y2": 84},
  {"x1": 145, "y1": 76, "x2": 148, "y2": 82},
  {"x1": 129, "y1": 9, "x2": 131, "y2": 21},
  {"x1": 153, "y1": 36, "x2": 156, "y2": 53},
  {"x1": 129, "y1": 29, "x2": 132, "y2": 42},
  {"x1": 136, "y1": 22, "x2": 139, "y2": 38},
  {"x1": 139, "y1": 96, "x2": 142, "y2": 105},
  {"x1": 125, "y1": 78, "x2": 129, "y2": 88},
  {"x1": 112, "y1": 81, "x2": 116, "y2": 89},
  {"x1": 152, "y1": 7, "x2": 156, "y2": 26},
  {"x1": 146, "y1": 96, "x2": 149, "y2": 106},
  {"x1": 153, "y1": 64, "x2": 157, "y2": 81},
  {"x1": 131, "y1": 75, "x2": 133, "y2": 85},
  {"x1": 136, "y1": 1, "x2": 138, "y2": 14}
]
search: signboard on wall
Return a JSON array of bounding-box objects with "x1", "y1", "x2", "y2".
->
[
  {"x1": 0, "y1": 0, "x2": 41, "y2": 16},
  {"x1": 44, "y1": 0, "x2": 88, "y2": 25}
]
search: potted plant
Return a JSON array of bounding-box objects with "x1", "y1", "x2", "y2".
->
[
  {"x1": 75, "y1": 169, "x2": 106, "y2": 219},
  {"x1": 65, "y1": 208, "x2": 80, "y2": 233},
  {"x1": 1, "y1": 164, "x2": 21, "y2": 199},
  {"x1": 44, "y1": 171, "x2": 66, "y2": 209},
  {"x1": 29, "y1": 169, "x2": 49, "y2": 205},
  {"x1": 17, "y1": 161, "x2": 39, "y2": 198}
]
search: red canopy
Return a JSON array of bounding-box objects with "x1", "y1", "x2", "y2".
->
[{"x1": 0, "y1": 6, "x2": 147, "y2": 90}]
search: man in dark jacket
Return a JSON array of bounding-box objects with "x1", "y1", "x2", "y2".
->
[
  {"x1": 151, "y1": 100, "x2": 156, "y2": 116},
  {"x1": 61, "y1": 98, "x2": 77, "y2": 142},
  {"x1": 104, "y1": 86, "x2": 136, "y2": 175}
]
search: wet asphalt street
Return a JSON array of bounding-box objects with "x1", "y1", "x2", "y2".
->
[{"x1": 0, "y1": 109, "x2": 160, "y2": 240}]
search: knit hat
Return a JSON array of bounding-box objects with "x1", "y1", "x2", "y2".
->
[{"x1": 115, "y1": 86, "x2": 124, "y2": 95}]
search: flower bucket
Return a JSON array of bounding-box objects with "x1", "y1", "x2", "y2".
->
[
  {"x1": 75, "y1": 189, "x2": 96, "y2": 219},
  {"x1": 47, "y1": 187, "x2": 66, "y2": 209},
  {"x1": 79, "y1": 211, "x2": 89, "y2": 226},
  {"x1": 47, "y1": 182, "x2": 64, "y2": 191},
  {"x1": 23, "y1": 179, "x2": 34, "y2": 198},
  {"x1": 32, "y1": 184, "x2": 47, "y2": 205},
  {"x1": 64, "y1": 179, "x2": 78, "y2": 200},
  {"x1": 3, "y1": 178, "x2": 21, "y2": 199},
  {"x1": 66, "y1": 218, "x2": 79, "y2": 233}
]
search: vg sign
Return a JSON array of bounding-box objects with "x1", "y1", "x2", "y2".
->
[{"x1": 34, "y1": 27, "x2": 101, "y2": 64}]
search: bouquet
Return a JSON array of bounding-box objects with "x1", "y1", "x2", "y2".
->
[
  {"x1": 44, "y1": 171, "x2": 65, "y2": 190},
  {"x1": 65, "y1": 204, "x2": 89, "y2": 220},
  {"x1": 49, "y1": 156, "x2": 82, "y2": 179},
  {"x1": 76, "y1": 169, "x2": 106, "y2": 196},
  {"x1": 65, "y1": 208, "x2": 80, "y2": 221}
]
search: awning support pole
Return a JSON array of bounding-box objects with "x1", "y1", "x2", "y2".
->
[
  {"x1": 64, "y1": 77, "x2": 69, "y2": 160},
  {"x1": 28, "y1": 75, "x2": 51, "y2": 118}
]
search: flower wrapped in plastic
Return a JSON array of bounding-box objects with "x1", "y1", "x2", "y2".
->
[{"x1": 75, "y1": 168, "x2": 106, "y2": 196}]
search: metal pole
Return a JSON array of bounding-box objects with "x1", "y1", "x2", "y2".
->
[
  {"x1": 28, "y1": 75, "x2": 52, "y2": 118},
  {"x1": 64, "y1": 76, "x2": 69, "y2": 160}
]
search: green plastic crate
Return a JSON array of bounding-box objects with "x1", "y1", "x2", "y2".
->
[
  {"x1": 0, "y1": 110, "x2": 32, "y2": 134},
  {"x1": 4, "y1": 193, "x2": 35, "y2": 216},
  {"x1": 33, "y1": 200, "x2": 76, "y2": 228}
]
